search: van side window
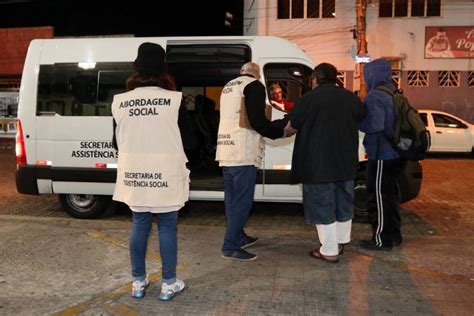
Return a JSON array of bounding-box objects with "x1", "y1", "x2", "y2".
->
[
  {"x1": 167, "y1": 44, "x2": 250, "y2": 86},
  {"x1": 37, "y1": 63, "x2": 133, "y2": 116},
  {"x1": 263, "y1": 63, "x2": 313, "y2": 112}
]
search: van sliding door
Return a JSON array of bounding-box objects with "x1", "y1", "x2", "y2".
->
[{"x1": 166, "y1": 43, "x2": 250, "y2": 196}]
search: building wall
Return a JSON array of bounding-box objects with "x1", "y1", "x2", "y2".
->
[
  {"x1": 366, "y1": 3, "x2": 473, "y2": 71},
  {"x1": 244, "y1": 0, "x2": 474, "y2": 123},
  {"x1": 244, "y1": 0, "x2": 357, "y2": 70},
  {"x1": 366, "y1": 3, "x2": 473, "y2": 122},
  {"x1": 0, "y1": 27, "x2": 54, "y2": 75}
]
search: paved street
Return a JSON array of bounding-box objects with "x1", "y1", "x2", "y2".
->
[{"x1": 0, "y1": 144, "x2": 473, "y2": 315}]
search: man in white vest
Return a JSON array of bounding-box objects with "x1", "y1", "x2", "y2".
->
[
  {"x1": 216, "y1": 62, "x2": 293, "y2": 261},
  {"x1": 112, "y1": 42, "x2": 189, "y2": 301}
]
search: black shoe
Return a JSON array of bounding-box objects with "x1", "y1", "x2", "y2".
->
[
  {"x1": 393, "y1": 241, "x2": 402, "y2": 247},
  {"x1": 338, "y1": 244, "x2": 345, "y2": 255},
  {"x1": 221, "y1": 249, "x2": 257, "y2": 261},
  {"x1": 241, "y1": 236, "x2": 258, "y2": 249},
  {"x1": 359, "y1": 239, "x2": 393, "y2": 251}
]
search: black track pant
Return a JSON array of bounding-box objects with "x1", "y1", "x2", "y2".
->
[{"x1": 366, "y1": 159, "x2": 406, "y2": 247}]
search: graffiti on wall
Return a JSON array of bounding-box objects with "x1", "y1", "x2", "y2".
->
[{"x1": 441, "y1": 98, "x2": 474, "y2": 124}]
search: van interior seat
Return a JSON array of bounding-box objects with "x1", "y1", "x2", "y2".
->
[{"x1": 188, "y1": 95, "x2": 220, "y2": 172}]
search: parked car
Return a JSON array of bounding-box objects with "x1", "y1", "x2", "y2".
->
[{"x1": 418, "y1": 109, "x2": 474, "y2": 153}]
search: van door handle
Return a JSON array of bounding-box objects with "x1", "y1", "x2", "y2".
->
[
  {"x1": 436, "y1": 131, "x2": 442, "y2": 134},
  {"x1": 37, "y1": 111, "x2": 58, "y2": 116}
]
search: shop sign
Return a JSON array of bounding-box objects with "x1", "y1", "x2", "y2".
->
[{"x1": 425, "y1": 26, "x2": 473, "y2": 59}]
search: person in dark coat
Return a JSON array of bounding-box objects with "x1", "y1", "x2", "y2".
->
[{"x1": 287, "y1": 63, "x2": 366, "y2": 263}]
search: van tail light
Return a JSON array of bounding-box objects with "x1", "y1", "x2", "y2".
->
[
  {"x1": 15, "y1": 120, "x2": 27, "y2": 165},
  {"x1": 95, "y1": 163, "x2": 117, "y2": 169}
]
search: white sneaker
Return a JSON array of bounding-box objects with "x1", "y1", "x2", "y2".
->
[
  {"x1": 131, "y1": 276, "x2": 149, "y2": 299},
  {"x1": 159, "y1": 279, "x2": 186, "y2": 301}
]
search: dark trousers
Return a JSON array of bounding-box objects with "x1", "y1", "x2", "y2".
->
[
  {"x1": 221, "y1": 165, "x2": 257, "y2": 252},
  {"x1": 366, "y1": 159, "x2": 406, "y2": 247}
]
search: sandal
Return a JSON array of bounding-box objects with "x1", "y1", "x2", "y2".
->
[
  {"x1": 338, "y1": 244, "x2": 344, "y2": 255},
  {"x1": 309, "y1": 248, "x2": 339, "y2": 264}
]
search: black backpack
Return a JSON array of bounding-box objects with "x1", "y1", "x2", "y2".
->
[{"x1": 376, "y1": 86, "x2": 431, "y2": 161}]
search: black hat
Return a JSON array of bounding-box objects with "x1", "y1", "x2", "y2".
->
[{"x1": 134, "y1": 42, "x2": 166, "y2": 75}]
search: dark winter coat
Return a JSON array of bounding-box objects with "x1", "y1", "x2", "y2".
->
[
  {"x1": 241, "y1": 75, "x2": 287, "y2": 139},
  {"x1": 288, "y1": 82, "x2": 365, "y2": 184}
]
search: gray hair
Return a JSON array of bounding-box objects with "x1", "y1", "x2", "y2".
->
[{"x1": 240, "y1": 62, "x2": 260, "y2": 79}]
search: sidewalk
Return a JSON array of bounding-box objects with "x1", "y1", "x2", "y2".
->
[
  {"x1": 1, "y1": 150, "x2": 473, "y2": 315},
  {"x1": 1, "y1": 213, "x2": 472, "y2": 315}
]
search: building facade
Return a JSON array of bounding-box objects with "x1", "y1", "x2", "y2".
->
[
  {"x1": 244, "y1": 0, "x2": 473, "y2": 122},
  {"x1": 0, "y1": 27, "x2": 54, "y2": 123}
]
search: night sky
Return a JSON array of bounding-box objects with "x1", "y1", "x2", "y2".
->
[{"x1": 0, "y1": 0, "x2": 243, "y2": 36}]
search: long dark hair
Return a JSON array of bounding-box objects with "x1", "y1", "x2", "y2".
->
[{"x1": 126, "y1": 73, "x2": 177, "y2": 91}]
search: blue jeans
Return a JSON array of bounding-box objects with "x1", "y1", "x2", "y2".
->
[
  {"x1": 130, "y1": 211, "x2": 178, "y2": 284},
  {"x1": 222, "y1": 166, "x2": 257, "y2": 252},
  {"x1": 303, "y1": 181, "x2": 354, "y2": 225}
]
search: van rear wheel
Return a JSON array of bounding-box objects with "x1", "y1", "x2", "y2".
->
[{"x1": 59, "y1": 194, "x2": 111, "y2": 219}]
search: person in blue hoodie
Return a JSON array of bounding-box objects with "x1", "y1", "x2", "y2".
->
[{"x1": 359, "y1": 58, "x2": 406, "y2": 251}]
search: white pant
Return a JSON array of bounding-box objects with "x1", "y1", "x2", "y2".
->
[{"x1": 316, "y1": 220, "x2": 352, "y2": 256}]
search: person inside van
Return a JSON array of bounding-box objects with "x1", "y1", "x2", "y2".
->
[
  {"x1": 269, "y1": 83, "x2": 294, "y2": 112},
  {"x1": 215, "y1": 62, "x2": 295, "y2": 261},
  {"x1": 111, "y1": 42, "x2": 194, "y2": 301}
]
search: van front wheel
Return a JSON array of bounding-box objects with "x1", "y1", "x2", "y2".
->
[{"x1": 59, "y1": 194, "x2": 111, "y2": 219}]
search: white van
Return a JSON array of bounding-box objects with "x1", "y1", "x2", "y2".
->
[{"x1": 15, "y1": 36, "x2": 422, "y2": 218}]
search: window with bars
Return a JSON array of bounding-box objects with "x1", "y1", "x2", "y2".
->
[
  {"x1": 278, "y1": 0, "x2": 335, "y2": 19},
  {"x1": 438, "y1": 71, "x2": 460, "y2": 87},
  {"x1": 292, "y1": 0, "x2": 304, "y2": 18},
  {"x1": 407, "y1": 71, "x2": 429, "y2": 87},
  {"x1": 336, "y1": 71, "x2": 345, "y2": 87},
  {"x1": 379, "y1": 0, "x2": 440, "y2": 17},
  {"x1": 468, "y1": 71, "x2": 474, "y2": 87},
  {"x1": 391, "y1": 70, "x2": 401, "y2": 89}
]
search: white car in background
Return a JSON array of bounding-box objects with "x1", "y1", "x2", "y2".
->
[{"x1": 418, "y1": 109, "x2": 474, "y2": 153}]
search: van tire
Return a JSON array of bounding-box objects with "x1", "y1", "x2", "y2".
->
[
  {"x1": 59, "y1": 194, "x2": 111, "y2": 219},
  {"x1": 353, "y1": 180, "x2": 368, "y2": 220}
]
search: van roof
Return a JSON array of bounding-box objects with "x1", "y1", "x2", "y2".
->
[{"x1": 30, "y1": 36, "x2": 314, "y2": 65}]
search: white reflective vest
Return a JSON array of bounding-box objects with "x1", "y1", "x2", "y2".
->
[
  {"x1": 215, "y1": 75, "x2": 265, "y2": 168},
  {"x1": 111, "y1": 87, "x2": 189, "y2": 212}
]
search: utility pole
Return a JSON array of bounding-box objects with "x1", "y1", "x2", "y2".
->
[{"x1": 356, "y1": 0, "x2": 367, "y2": 99}]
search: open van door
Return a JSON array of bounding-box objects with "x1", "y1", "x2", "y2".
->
[{"x1": 260, "y1": 60, "x2": 314, "y2": 200}]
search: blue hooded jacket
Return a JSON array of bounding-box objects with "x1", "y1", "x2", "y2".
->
[{"x1": 359, "y1": 58, "x2": 399, "y2": 160}]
